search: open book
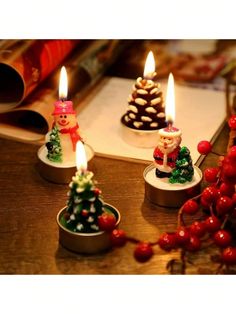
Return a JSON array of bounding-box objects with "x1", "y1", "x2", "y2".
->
[{"x1": 0, "y1": 40, "x2": 126, "y2": 144}]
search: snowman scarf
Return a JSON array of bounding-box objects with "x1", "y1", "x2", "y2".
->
[{"x1": 59, "y1": 123, "x2": 81, "y2": 151}]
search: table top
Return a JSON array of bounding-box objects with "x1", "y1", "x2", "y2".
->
[{"x1": 0, "y1": 123, "x2": 235, "y2": 274}]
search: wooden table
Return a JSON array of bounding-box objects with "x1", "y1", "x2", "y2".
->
[{"x1": 0, "y1": 123, "x2": 234, "y2": 274}]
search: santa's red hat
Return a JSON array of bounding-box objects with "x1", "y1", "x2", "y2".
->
[
  {"x1": 52, "y1": 100, "x2": 76, "y2": 115},
  {"x1": 159, "y1": 126, "x2": 181, "y2": 138}
]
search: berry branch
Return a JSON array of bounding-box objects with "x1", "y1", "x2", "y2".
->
[{"x1": 109, "y1": 115, "x2": 236, "y2": 274}]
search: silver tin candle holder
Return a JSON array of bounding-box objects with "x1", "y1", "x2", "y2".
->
[
  {"x1": 57, "y1": 203, "x2": 121, "y2": 254},
  {"x1": 37, "y1": 144, "x2": 94, "y2": 184},
  {"x1": 143, "y1": 164, "x2": 202, "y2": 208}
]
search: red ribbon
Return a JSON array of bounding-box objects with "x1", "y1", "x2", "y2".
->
[{"x1": 59, "y1": 124, "x2": 81, "y2": 151}]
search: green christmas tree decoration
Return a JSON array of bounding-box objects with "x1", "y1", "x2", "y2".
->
[
  {"x1": 60, "y1": 170, "x2": 106, "y2": 233},
  {"x1": 169, "y1": 146, "x2": 194, "y2": 184},
  {"x1": 46, "y1": 125, "x2": 62, "y2": 162}
]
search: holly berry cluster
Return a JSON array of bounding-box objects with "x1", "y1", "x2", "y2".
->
[{"x1": 108, "y1": 116, "x2": 236, "y2": 273}]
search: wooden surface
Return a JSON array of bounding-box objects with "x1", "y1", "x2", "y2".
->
[{"x1": 0, "y1": 123, "x2": 234, "y2": 274}]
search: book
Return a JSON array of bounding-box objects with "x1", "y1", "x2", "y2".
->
[
  {"x1": 77, "y1": 76, "x2": 226, "y2": 165},
  {"x1": 0, "y1": 40, "x2": 127, "y2": 144}
]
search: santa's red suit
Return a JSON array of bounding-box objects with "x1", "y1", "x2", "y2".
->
[{"x1": 153, "y1": 146, "x2": 180, "y2": 170}]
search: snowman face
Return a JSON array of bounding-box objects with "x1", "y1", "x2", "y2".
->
[{"x1": 54, "y1": 113, "x2": 77, "y2": 129}]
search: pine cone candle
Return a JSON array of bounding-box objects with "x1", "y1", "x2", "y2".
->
[
  {"x1": 61, "y1": 169, "x2": 104, "y2": 233},
  {"x1": 120, "y1": 51, "x2": 167, "y2": 147},
  {"x1": 121, "y1": 76, "x2": 166, "y2": 131}
]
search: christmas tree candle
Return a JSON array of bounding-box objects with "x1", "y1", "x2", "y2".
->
[
  {"x1": 143, "y1": 73, "x2": 202, "y2": 207},
  {"x1": 57, "y1": 141, "x2": 121, "y2": 254}
]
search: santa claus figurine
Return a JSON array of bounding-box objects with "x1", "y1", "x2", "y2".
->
[
  {"x1": 46, "y1": 100, "x2": 82, "y2": 164},
  {"x1": 153, "y1": 126, "x2": 182, "y2": 178}
]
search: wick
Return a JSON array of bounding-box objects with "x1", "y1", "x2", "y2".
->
[
  {"x1": 60, "y1": 97, "x2": 66, "y2": 102},
  {"x1": 167, "y1": 121, "x2": 173, "y2": 131}
]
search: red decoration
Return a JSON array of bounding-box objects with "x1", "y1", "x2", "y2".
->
[
  {"x1": 197, "y1": 140, "x2": 212, "y2": 155},
  {"x1": 110, "y1": 229, "x2": 127, "y2": 247},
  {"x1": 213, "y1": 230, "x2": 232, "y2": 248},
  {"x1": 134, "y1": 242, "x2": 154, "y2": 263},
  {"x1": 98, "y1": 213, "x2": 117, "y2": 232},
  {"x1": 182, "y1": 199, "x2": 199, "y2": 215},
  {"x1": 228, "y1": 115, "x2": 236, "y2": 130}
]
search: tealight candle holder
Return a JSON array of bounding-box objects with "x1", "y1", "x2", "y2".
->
[
  {"x1": 56, "y1": 141, "x2": 121, "y2": 254},
  {"x1": 57, "y1": 203, "x2": 120, "y2": 254},
  {"x1": 143, "y1": 164, "x2": 202, "y2": 207},
  {"x1": 37, "y1": 66, "x2": 94, "y2": 184},
  {"x1": 120, "y1": 51, "x2": 166, "y2": 148},
  {"x1": 143, "y1": 73, "x2": 202, "y2": 207}
]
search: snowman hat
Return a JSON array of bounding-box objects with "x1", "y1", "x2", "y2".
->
[
  {"x1": 159, "y1": 126, "x2": 182, "y2": 138},
  {"x1": 52, "y1": 100, "x2": 76, "y2": 115}
]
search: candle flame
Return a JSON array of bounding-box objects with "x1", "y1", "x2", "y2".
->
[
  {"x1": 59, "y1": 66, "x2": 68, "y2": 100},
  {"x1": 165, "y1": 73, "x2": 175, "y2": 124},
  {"x1": 143, "y1": 51, "x2": 155, "y2": 79},
  {"x1": 76, "y1": 141, "x2": 87, "y2": 171}
]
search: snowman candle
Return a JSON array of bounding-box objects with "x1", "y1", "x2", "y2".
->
[
  {"x1": 37, "y1": 66, "x2": 94, "y2": 184},
  {"x1": 143, "y1": 73, "x2": 202, "y2": 207},
  {"x1": 46, "y1": 66, "x2": 82, "y2": 164}
]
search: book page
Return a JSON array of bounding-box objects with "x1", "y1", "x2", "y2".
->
[{"x1": 77, "y1": 77, "x2": 226, "y2": 165}]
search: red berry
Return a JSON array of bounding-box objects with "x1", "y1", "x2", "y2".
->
[
  {"x1": 213, "y1": 230, "x2": 232, "y2": 248},
  {"x1": 200, "y1": 195, "x2": 210, "y2": 209},
  {"x1": 197, "y1": 141, "x2": 212, "y2": 155},
  {"x1": 94, "y1": 188, "x2": 101, "y2": 195},
  {"x1": 189, "y1": 221, "x2": 206, "y2": 238},
  {"x1": 221, "y1": 247, "x2": 236, "y2": 265},
  {"x1": 232, "y1": 193, "x2": 236, "y2": 205},
  {"x1": 201, "y1": 186, "x2": 218, "y2": 204},
  {"x1": 216, "y1": 196, "x2": 234, "y2": 216},
  {"x1": 228, "y1": 146, "x2": 236, "y2": 162},
  {"x1": 204, "y1": 167, "x2": 219, "y2": 183},
  {"x1": 98, "y1": 213, "x2": 116, "y2": 232},
  {"x1": 158, "y1": 232, "x2": 177, "y2": 251},
  {"x1": 81, "y1": 209, "x2": 89, "y2": 217},
  {"x1": 185, "y1": 235, "x2": 201, "y2": 252},
  {"x1": 134, "y1": 242, "x2": 154, "y2": 263},
  {"x1": 221, "y1": 163, "x2": 236, "y2": 185},
  {"x1": 182, "y1": 199, "x2": 199, "y2": 215},
  {"x1": 228, "y1": 115, "x2": 236, "y2": 130},
  {"x1": 219, "y1": 182, "x2": 235, "y2": 197},
  {"x1": 205, "y1": 216, "x2": 221, "y2": 233},
  {"x1": 110, "y1": 229, "x2": 127, "y2": 247},
  {"x1": 175, "y1": 227, "x2": 190, "y2": 245}
]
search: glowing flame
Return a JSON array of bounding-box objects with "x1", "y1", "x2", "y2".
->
[
  {"x1": 76, "y1": 141, "x2": 87, "y2": 171},
  {"x1": 59, "y1": 66, "x2": 68, "y2": 100},
  {"x1": 165, "y1": 73, "x2": 175, "y2": 124},
  {"x1": 143, "y1": 51, "x2": 155, "y2": 79}
]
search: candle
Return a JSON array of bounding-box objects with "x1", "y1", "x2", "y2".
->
[
  {"x1": 143, "y1": 74, "x2": 202, "y2": 207},
  {"x1": 153, "y1": 73, "x2": 183, "y2": 178},
  {"x1": 46, "y1": 66, "x2": 82, "y2": 164},
  {"x1": 120, "y1": 50, "x2": 166, "y2": 148},
  {"x1": 57, "y1": 142, "x2": 121, "y2": 253}
]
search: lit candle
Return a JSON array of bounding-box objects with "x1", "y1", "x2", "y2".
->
[
  {"x1": 153, "y1": 73, "x2": 182, "y2": 178},
  {"x1": 46, "y1": 66, "x2": 82, "y2": 164},
  {"x1": 57, "y1": 141, "x2": 121, "y2": 253},
  {"x1": 120, "y1": 50, "x2": 166, "y2": 147},
  {"x1": 144, "y1": 74, "x2": 202, "y2": 206},
  {"x1": 143, "y1": 51, "x2": 156, "y2": 80}
]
